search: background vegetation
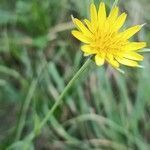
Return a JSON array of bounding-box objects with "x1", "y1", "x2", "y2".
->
[{"x1": 0, "y1": 0, "x2": 150, "y2": 149}]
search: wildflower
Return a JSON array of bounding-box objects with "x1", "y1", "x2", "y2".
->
[{"x1": 71, "y1": 2, "x2": 146, "y2": 68}]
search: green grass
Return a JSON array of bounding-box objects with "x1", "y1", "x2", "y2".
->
[{"x1": 0, "y1": 0, "x2": 150, "y2": 149}]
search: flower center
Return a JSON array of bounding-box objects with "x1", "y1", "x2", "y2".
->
[{"x1": 92, "y1": 30, "x2": 127, "y2": 55}]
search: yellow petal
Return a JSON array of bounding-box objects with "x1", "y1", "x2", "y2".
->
[
  {"x1": 90, "y1": 3, "x2": 98, "y2": 24},
  {"x1": 122, "y1": 42, "x2": 146, "y2": 51},
  {"x1": 115, "y1": 57, "x2": 139, "y2": 67},
  {"x1": 98, "y1": 2, "x2": 106, "y2": 28},
  {"x1": 84, "y1": 19, "x2": 94, "y2": 33},
  {"x1": 103, "y1": 21, "x2": 110, "y2": 33},
  {"x1": 106, "y1": 54, "x2": 119, "y2": 68},
  {"x1": 73, "y1": 18, "x2": 93, "y2": 37},
  {"x1": 121, "y1": 25, "x2": 143, "y2": 39},
  {"x1": 113, "y1": 13, "x2": 127, "y2": 31},
  {"x1": 95, "y1": 54, "x2": 105, "y2": 66},
  {"x1": 122, "y1": 52, "x2": 144, "y2": 61},
  {"x1": 107, "y1": 7, "x2": 119, "y2": 23},
  {"x1": 71, "y1": 30, "x2": 92, "y2": 43},
  {"x1": 81, "y1": 45, "x2": 97, "y2": 54},
  {"x1": 84, "y1": 53, "x2": 91, "y2": 56}
]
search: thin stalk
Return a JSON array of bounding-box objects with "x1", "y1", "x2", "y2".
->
[
  {"x1": 30, "y1": 57, "x2": 92, "y2": 140},
  {"x1": 39, "y1": 58, "x2": 92, "y2": 130}
]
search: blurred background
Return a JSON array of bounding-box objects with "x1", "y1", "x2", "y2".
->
[{"x1": 0, "y1": 0, "x2": 150, "y2": 149}]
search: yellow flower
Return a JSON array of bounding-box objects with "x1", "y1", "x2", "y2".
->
[{"x1": 71, "y1": 2, "x2": 146, "y2": 68}]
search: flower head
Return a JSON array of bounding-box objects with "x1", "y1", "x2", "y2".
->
[{"x1": 71, "y1": 2, "x2": 146, "y2": 68}]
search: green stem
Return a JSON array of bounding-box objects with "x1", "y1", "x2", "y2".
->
[
  {"x1": 29, "y1": 57, "x2": 92, "y2": 140},
  {"x1": 39, "y1": 57, "x2": 92, "y2": 130}
]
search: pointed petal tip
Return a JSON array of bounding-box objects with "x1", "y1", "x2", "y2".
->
[
  {"x1": 83, "y1": 53, "x2": 91, "y2": 57},
  {"x1": 116, "y1": 68, "x2": 125, "y2": 74},
  {"x1": 138, "y1": 56, "x2": 144, "y2": 61},
  {"x1": 138, "y1": 48, "x2": 150, "y2": 53},
  {"x1": 71, "y1": 30, "x2": 75, "y2": 35},
  {"x1": 143, "y1": 42, "x2": 147, "y2": 47},
  {"x1": 71, "y1": 14, "x2": 75, "y2": 21},
  {"x1": 90, "y1": 3, "x2": 95, "y2": 7},
  {"x1": 141, "y1": 23, "x2": 147, "y2": 27},
  {"x1": 95, "y1": 61, "x2": 103, "y2": 66},
  {"x1": 99, "y1": 1, "x2": 106, "y2": 9},
  {"x1": 100, "y1": 2, "x2": 105, "y2": 5},
  {"x1": 95, "y1": 55, "x2": 105, "y2": 66},
  {"x1": 137, "y1": 42, "x2": 147, "y2": 50},
  {"x1": 71, "y1": 15, "x2": 77, "y2": 26},
  {"x1": 137, "y1": 65, "x2": 145, "y2": 69},
  {"x1": 123, "y1": 12, "x2": 127, "y2": 17},
  {"x1": 71, "y1": 14, "x2": 74, "y2": 19},
  {"x1": 139, "y1": 42, "x2": 147, "y2": 46}
]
